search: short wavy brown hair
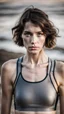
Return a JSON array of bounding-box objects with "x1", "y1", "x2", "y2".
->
[{"x1": 12, "y1": 6, "x2": 59, "y2": 48}]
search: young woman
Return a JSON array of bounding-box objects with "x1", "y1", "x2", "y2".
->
[{"x1": 1, "y1": 6, "x2": 64, "y2": 114}]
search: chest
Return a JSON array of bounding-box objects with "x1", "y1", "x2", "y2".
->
[
  {"x1": 14, "y1": 73, "x2": 57, "y2": 110},
  {"x1": 22, "y1": 66, "x2": 47, "y2": 82}
]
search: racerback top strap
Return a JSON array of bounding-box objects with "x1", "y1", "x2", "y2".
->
[
  {"x1": 49, "y1": 59, "x2": 59, "y2": 92},
  {"x1": 49, "y1": 59, "x2": 59, "y2": 110},
  {"x1": 13, "y1": 57, "x2": 23, "y2": 91}
]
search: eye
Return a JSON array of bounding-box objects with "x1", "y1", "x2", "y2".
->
[
  {"x1": 25, "y1": 33, "x2": 30, "y2": 37},
  {"x1": 37, "y1": 32, "x2": 44, "y2": 37},
  {"x1": 24, "y1": 32, "x2": 32, "y2": 37}
]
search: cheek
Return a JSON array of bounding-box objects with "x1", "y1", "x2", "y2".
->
[
  {"x1": 22, "y1": 34, "x2": 30, "y2": 46},
  {"x1": 23, "y1": 38, "x2": 30, "y2": 48},
  {"x1": 40, "y1": 37, "x2": 46, "y2": 46}
]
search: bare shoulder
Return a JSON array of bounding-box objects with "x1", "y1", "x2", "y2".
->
[
  {"x1": 55, "y1": 60, "x2": 64, "y2": 76},
  {"x1": 1, "y1": 58, "x2": 17, "y2": 73},
  {"x1": 55, "y1": 60, "x2": 64, "y2": 86},
  {"x1": 1, "y1": 58, "x2": 18, "y2": 84}
]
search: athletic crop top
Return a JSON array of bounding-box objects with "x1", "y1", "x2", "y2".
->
[{"x1": 13, "y1": 57, "x2": 59, "y2": 112}]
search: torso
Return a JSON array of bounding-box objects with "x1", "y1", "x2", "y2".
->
[
  {"x1": 12, "y1": 57, "x2": 59, "y2": 114},
  {"x1": 2, "y1": 56, "x2": 64, "y2": 114}
]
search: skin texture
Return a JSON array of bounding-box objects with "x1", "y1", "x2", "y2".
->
[{"x1": 1, "y1": 21, "x2": 64, "y2": 114}]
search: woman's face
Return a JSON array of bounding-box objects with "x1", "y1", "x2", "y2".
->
[{"x1": 22, "y1": 21, "x2": 46, "y2": 54}]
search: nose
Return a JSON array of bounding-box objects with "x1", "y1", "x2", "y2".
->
[{"x1": 31, "y1": 35, "x2": 38, "y2": 44}]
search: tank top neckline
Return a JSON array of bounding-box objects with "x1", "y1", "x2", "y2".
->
[{"x1": 20, "y1": 57, "x2": 50, "y2": 83}]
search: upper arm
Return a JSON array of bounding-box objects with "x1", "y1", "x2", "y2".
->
[
  {"x1": 1, "y1": 60, "x2": 16, "y2": 114},
  {"x1": 56, "y1": 61, "x2": 64, "y2": 114}
]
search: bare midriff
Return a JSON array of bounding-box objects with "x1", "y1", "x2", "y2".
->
[{"x1": 14, "y1": 110, "x2": 56, "y2": 114}]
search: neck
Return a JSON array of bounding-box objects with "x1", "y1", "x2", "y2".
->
[{"x1": 25, "y1": 49, "x2": 48, "y2": 66}]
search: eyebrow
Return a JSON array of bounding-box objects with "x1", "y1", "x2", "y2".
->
[
  {"x1": 23, "y1": 31, "x2": 32, "y2": 35},
  {"x1": 23, "y1": 30, "x2": 43, "y2": 33}
]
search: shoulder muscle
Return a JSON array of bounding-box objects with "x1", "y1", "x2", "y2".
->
[
  {"x1": 1, "y1": 59, "x2": 17, "y2": 86},
  {"x1": 55, "y1": 61, "x2": 64, "y2": 86}
]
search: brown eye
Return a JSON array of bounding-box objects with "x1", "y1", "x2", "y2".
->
[
  {"x1": 37, "y1": 32, "x2": 43, "y2": 37},
  {"x1": 25, "y1": 33, "x2": 30, "y2": 37},
  {"x1": 24, "y1": 32, "x2": 32, "y2": 37}
]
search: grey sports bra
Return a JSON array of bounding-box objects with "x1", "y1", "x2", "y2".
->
[{"x1": 13, "y1": 57, "x2": 59, "y2": 111}]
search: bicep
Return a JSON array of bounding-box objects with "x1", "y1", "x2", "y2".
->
[
  {"x1": 55, "y1": 61, "x2": 64, "y2": 114},
  {"x1": 58, "y1": 62, "x2": 64, "y2": 114},
  {"x1": 1, "y1": 64, "x2": 13, "y2": 114},
  {"x1": 59, "y1": 84, "x2": 64, "y2": 114}
]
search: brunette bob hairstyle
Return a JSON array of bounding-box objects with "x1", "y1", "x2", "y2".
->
[{"x1": 12, "y1": 6, "x2": 59, "y2": 48}]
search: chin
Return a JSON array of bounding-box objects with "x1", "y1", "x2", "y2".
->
[{"x1": 28, "y1": 50, "x2": 42, "y2": 54}]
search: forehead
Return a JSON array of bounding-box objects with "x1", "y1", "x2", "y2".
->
[{"x1": 23, "y1": 21, "x2": 42, "y2": 32}]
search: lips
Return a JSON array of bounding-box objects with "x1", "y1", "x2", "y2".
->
[{"x1": 29, "y1": 46, "x2": 39, "y2": 50}]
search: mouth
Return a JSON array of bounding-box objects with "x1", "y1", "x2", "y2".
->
[{"x1": 29, "y1": 46, "x2": 39, "y2": 50}]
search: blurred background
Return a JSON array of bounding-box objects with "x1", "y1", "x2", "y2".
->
[{"x1": 0, "y1": 0, "x2": 64, "y2": 114}]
